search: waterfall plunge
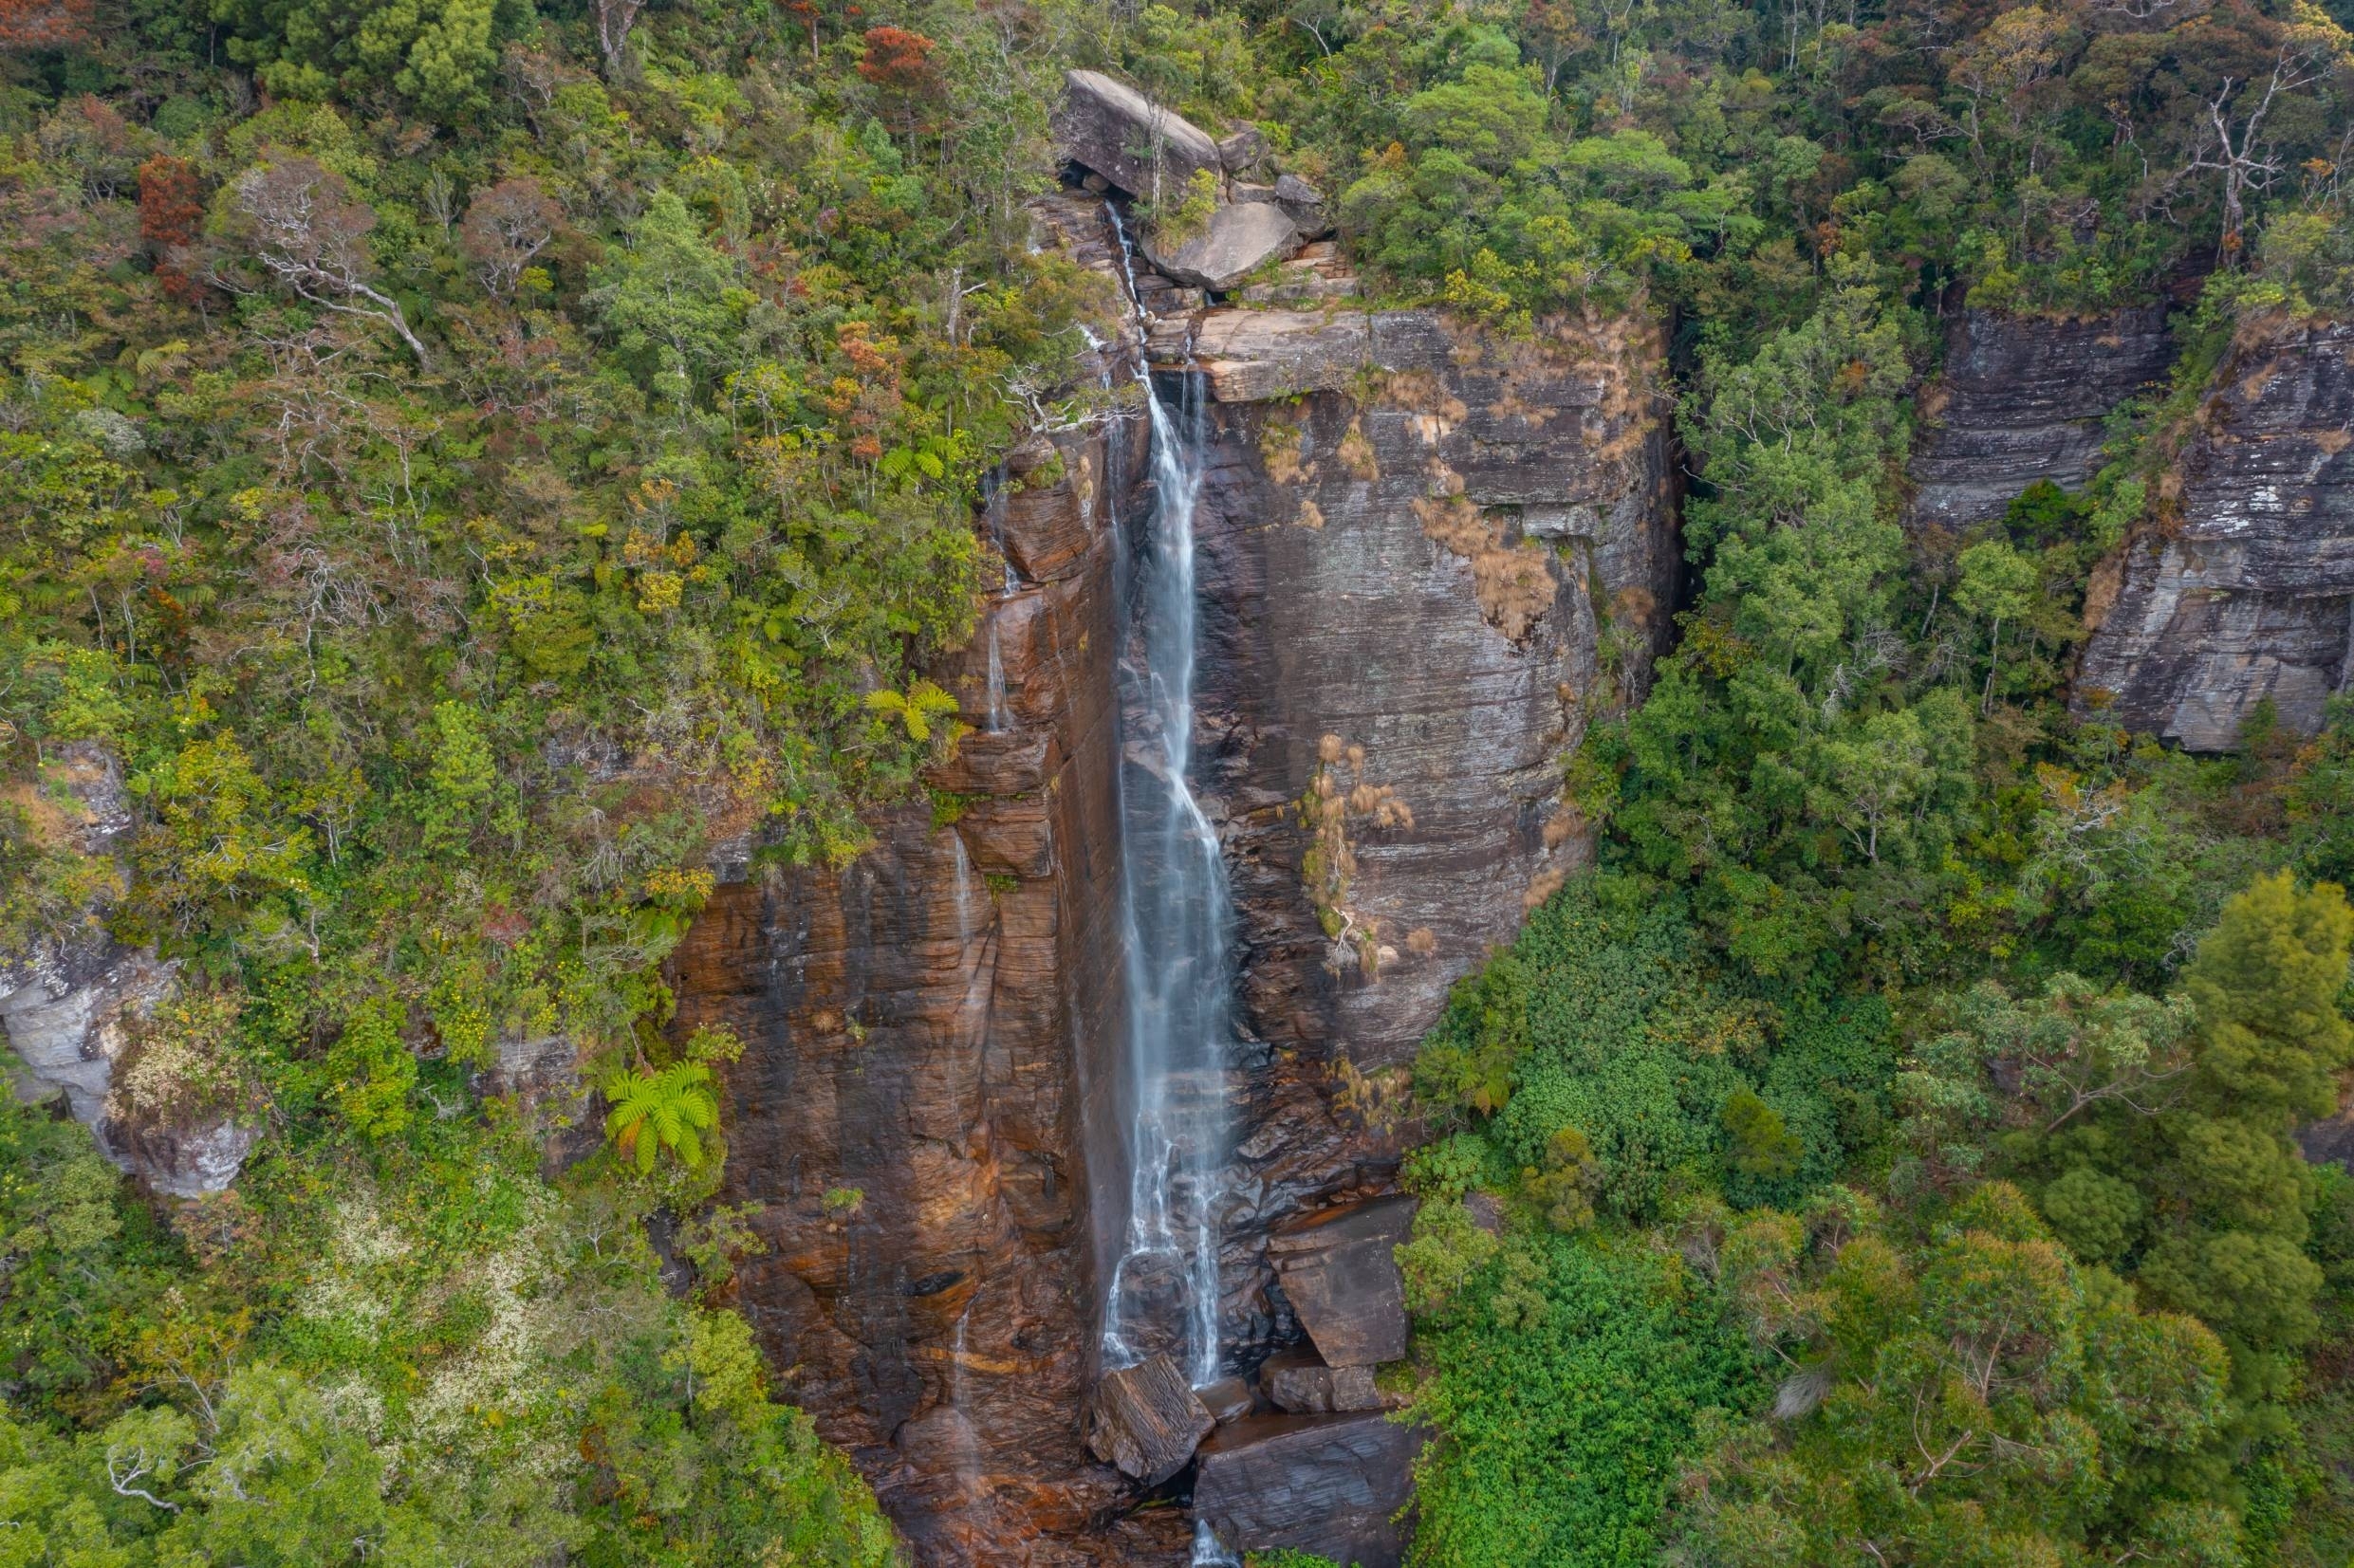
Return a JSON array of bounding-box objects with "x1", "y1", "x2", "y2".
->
[{"x1": 1099, "y1": 206, "x2": 1235, "y2": 1395}]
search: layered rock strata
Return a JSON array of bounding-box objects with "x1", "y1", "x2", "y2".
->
[
  {"x1": 1148, "y1": 303, "x2": 1678, "y2": 1366},
  {"x1": 667, "y1": 316, "x2": 1148, "y2": 1562},
  {"x1": 1909, "y1": 304, "x2": 2178, "y2": 530},
  {"x1": 2078, "y1": 318, "x2": 2354, "y2": 748}
]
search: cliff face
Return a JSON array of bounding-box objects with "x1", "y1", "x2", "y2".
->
[
  {"x1": 2078, "y1": 319, "x2": 2354, "y2": 749},
  {"x1": 1160, "y1": 304, "x2": 1680, "y2": 1364},
  {"x1": 664, "y1": 211, "x2": 1679, "y2": 1561},
  {"x1": 667, "y1": 386, "x2": 1147, "y2": 1562},
  {"x1": 1909, "y1": 304, "x2": 2178, "y2": 530}
]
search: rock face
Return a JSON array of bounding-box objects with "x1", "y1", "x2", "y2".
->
[
  {"x1": 1054, "y1": 69, "x2": 1221, "y2": 205},
  {"x1": 1265, "y1": 1196, "x2": 1417, "y2": 1368},
  {"x1": 1143, "y1": 200, "x2": 1299, "y2": 292},
  {"x1": 665, "y1": 242, "x2": 1148, "y2": 1560},
  {"x1": 662, "y1": 191, "x2": 1677, "y2": 1559},
  {"x1": 1150, "y1": 305, "x2": 1677, "y2": 1367},
  {"x1": 1194, "y1": 1411, "x2": 1428, "y2": 1568},
  {"x1": 0, "y1": 742, "x2": 254, "y2": 1199},
  {"x1": 2078, "y1": 319, "x2": 2354, "y2": 749},
  {"x1": 1259, "y1": 1346, "x2": 1382, "y2": 1413},
  {"x1": 1084, "y1": 1353, "x2": 1214, "y2": 1485},
  {"x1": 1909, "y1": 304, "x2": 2178, "y2": 530}
]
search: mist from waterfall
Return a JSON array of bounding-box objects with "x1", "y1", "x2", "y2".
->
[{"x1": 1099, "y1": 205, "x2": 1235, "y2": 1394}]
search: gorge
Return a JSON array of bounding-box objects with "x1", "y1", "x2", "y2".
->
[{"x1": 6, "y1": 10, "x2": 2354, "y2": 1567}]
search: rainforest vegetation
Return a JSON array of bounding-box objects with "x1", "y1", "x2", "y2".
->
[{"x1": 0, "y1": 0, "x2": 2349, "y2": 1555}]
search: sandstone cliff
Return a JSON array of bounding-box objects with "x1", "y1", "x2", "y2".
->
[
  {"x1": 663, "y1": 194, "x2": 1679, "y2": 1562},
  {"x1": 1909, "y1": 304, "x2": 2177, "y2": 531},
  {"x1": 2078, "y1": 318, "x2": 2354, "y2": 748}
]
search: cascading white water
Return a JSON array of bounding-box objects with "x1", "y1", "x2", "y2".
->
[{"x1": 1098, "y1": 205, "x2": 1235, "y2": 1398}]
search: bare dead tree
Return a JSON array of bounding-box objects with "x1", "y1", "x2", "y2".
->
[
  {"x1": 2189, "y1": 31, "x2": 2345, "y2": 265},
  {"x1": 459, "y1": 176, "x2": 561, "y2": 298},
  {"x1": 591, "y1": 0, "x2": 647, "y2": 77},
  {"x1": 219, "y1": 157, "x2": 428, "y2": 365}
]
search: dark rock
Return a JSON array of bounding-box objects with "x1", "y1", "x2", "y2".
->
[
  {"x1": 1465, "y1": 1192, "x2": 1505, "y2": 1234},
  {"x1": 1218, "y1": 125, "x2": 1269, "y2": 176},
  {"x1": 1144, "y1": 200, "x2": 1301, "y2": 292},
  {"x1": 1054, "y1": 69, "x2": 1222, "y2": 204},
  {"x1": 1908, "y1": 304, "x2": 2177, "y2": 530},
  {"x1": 1260, "y1": 1345, "x2": 1382, "y2": 1412},
  {"x1": 2077, "y1": 319, "x2": 2354, "y2": 749},
  {"x1": 1194, "y1": 1411, "x2": 1427, "y2": 1568},
  {"x1": 1273, "y1": 173, "x2": 1331, "y2": 238},
  {"x1": 1266, "y1": 1196, "x2": 1417, "y2": 1367},
  {"x1": 1198, "y1": 1374, "x2": 1256, "y2": 1424},
  {"x1": 1086, "y1": 1354, "x2": 1215, "y2": 1485}
]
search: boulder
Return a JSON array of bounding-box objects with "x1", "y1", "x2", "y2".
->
[
  {"x1": 1218, "y1": 125, "x2": 1270, "y2": 176},
  {"x1": 1273, "y1": 173, "x2": 1332, "y2": 238},
  {"x1": 1054, "y1": 69, "x2": 1221, "y2": 204},
  {"x1": 1197, "y1": 1374, "x2": 1256, "y2": 1425},
  {"x1": 1267, "y1": 1195, "x2": 1417, "y2": 1367},
  {"x1": 1194, "y1": 1411, "x2": 1427, "y2": 1568},
  {"x1": 1084, "y1": 1353, "x2": 1214, "y2": 1485},
  {"x1": 1259, "y1": 1346, "x2": 1382, "y2": 1413},
  {"x1": 1143, "y1": 200, "x2": 1300, "y2": 292}
]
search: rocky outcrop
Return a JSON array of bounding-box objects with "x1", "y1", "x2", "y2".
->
[
  {"x1": 0, "y1": 743, "x2": 256, "y2": 1199},
  {"x1": 1084, "y1": 1353, "x2": 1214, "y2": 1485},
  {"x1": 1259, "y1": 1346, "x2": 1382, "y2": 1413},
  {"x1": 1139, "y1": 302, "x2": 1676, "y2": 1371},
  {"x1": 666, "y1": 278, "x2": 1147, "y2": 1561},
  {"x1": 1194, "y1": 1411, "x2": 1428, "y2": 1568},
  {"x1": 1143, "y1": 201, "x2": 1298, "y2": 291},
  {"x1": 2077, "y1": 318, "x2": 2354, "y2": 748},
  {"x1": 1054, "y1": 70, "x2": 1221, "y2": 205},
  {"x1": 1909, "y1": 304, "x2": 2178, "y2": 530},
  {"x1": 1265, "y1": 1195, "x2": 1416, "y2": 1369}
]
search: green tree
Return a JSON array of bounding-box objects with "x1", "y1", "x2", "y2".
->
[{"x1": 603, "y1": 1061, "x2": 720, "y2": 1173}]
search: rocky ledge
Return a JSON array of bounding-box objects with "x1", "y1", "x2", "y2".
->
[{"x1": 2078, "y1": 317, "x2": 2354, "y2": 748}]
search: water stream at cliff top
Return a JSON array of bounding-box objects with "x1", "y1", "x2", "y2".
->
[{"x1": 1099, "y1": 205, "x2": 1235, "y2": 1399}]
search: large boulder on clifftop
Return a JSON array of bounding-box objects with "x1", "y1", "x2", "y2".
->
[
  {"x1": 1054, "y1": 69, "x2": 1221, "y2": 203},
  {"x1": 1142, "y1": 200, "x2": 1300, "y2": 292}
]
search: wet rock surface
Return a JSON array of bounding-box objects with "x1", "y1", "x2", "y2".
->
[
  {"x1": 1909, "y1": 304, "x2": 2178, "y2": 530},
  {"x1": 1085, "y1": 1354, "x2": 1214, "y2": 1485},
  {"x1": 1194, "y1": 1411, "x2": 1428, "y2": 1568},
  {"x1": 2078, "y1": 319, "x2": 2354, "y2": 748}
]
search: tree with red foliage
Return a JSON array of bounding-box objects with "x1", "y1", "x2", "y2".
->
[
  {"x1": 0, "y1": 0, "x2": 91, "y2": 48},
  {"x1": 857, "y1": 26, "x2": 939, "y2": 142},
  {"x1": 138, "y1": 155, "x2": 206, "y2": 304}
]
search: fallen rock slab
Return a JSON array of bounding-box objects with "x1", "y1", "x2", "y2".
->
[
  {"x1": 1268, "y1": 1194, "x2": 1418, "y2": 1368},
  {"x1": 1197, "y1": 1374, "x2": 1256, "y2": 1425},
  {"x1": 1194, "y1": 1411, "x2": 1426, "y2": 1568},
  {"x1": 1143, "y1": 200, "x2": 1300, "y2": 292},
  {"x1": 1260, "y1": 1346, "x2": 1382, "y2": 1413},
  {"x1": 1055, "y1": 69, "x2": 1221, "y2": 204},
  {"x1": 1085, "y1": 1353, "x2": 1214, "y2": 1486}
]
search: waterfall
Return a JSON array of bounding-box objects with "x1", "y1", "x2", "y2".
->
[{"x1": 1099, "y1": 204, "x2": 1235, "y2": 1396}]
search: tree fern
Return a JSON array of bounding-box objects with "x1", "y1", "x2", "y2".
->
[{"x1": 602, "y1": 1061, "x2": 719, "y2": 1173}]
